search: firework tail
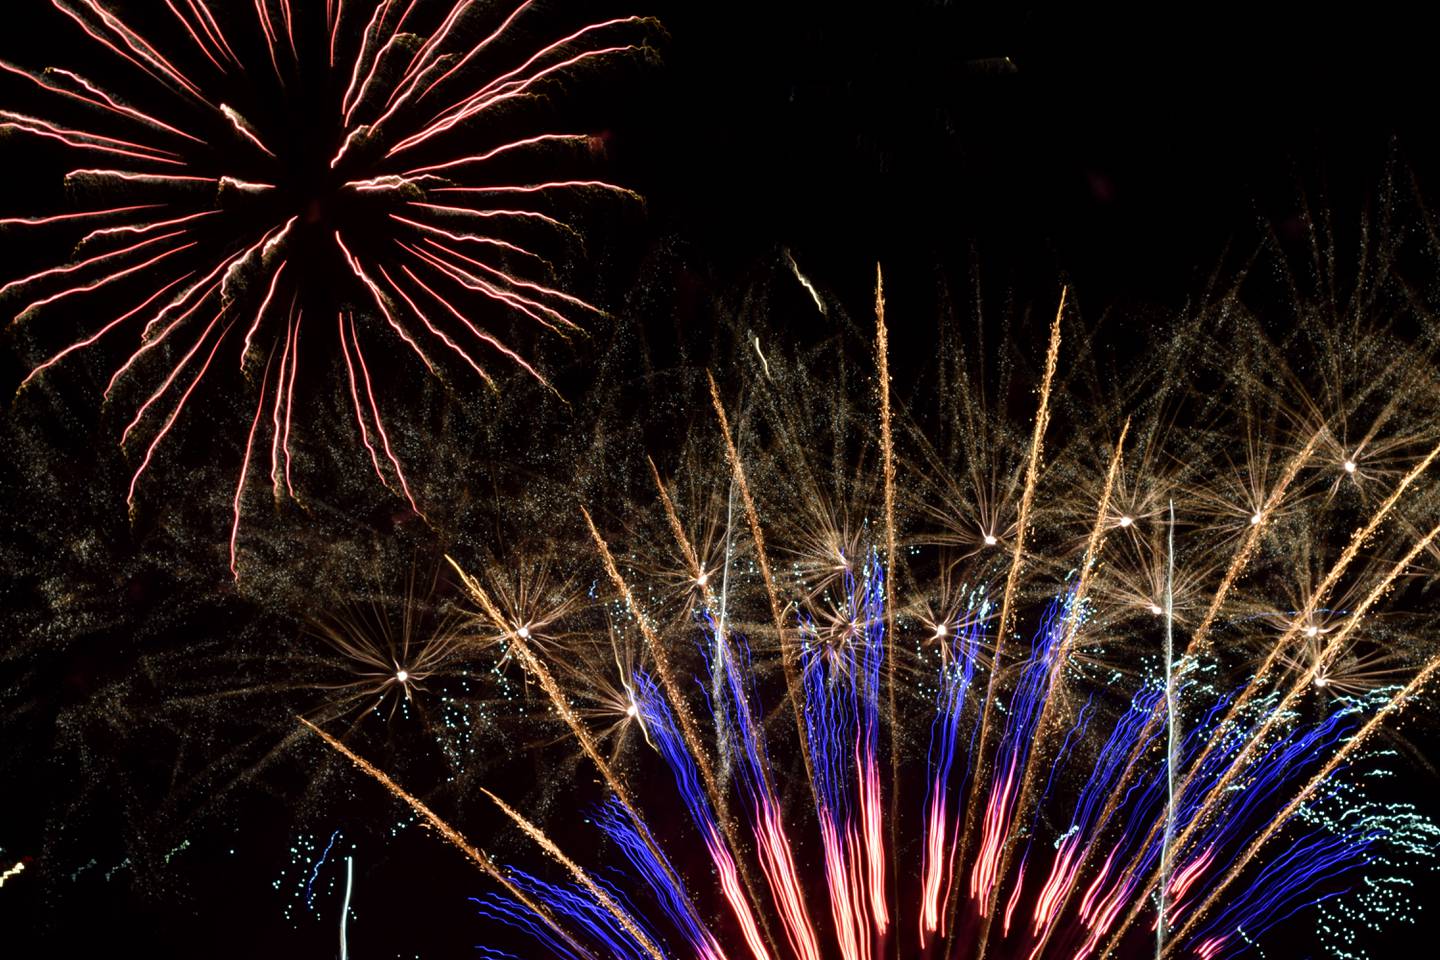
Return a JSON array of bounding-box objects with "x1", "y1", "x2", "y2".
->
[
  {"x1": 648, "y1": 456, "x2": 703, "y2": 580},
  {"x1": 645, "y1": 456, "x2": 786, "y2": 953},
  {"x1": 1163, "y1": 648, "x2": 1440, "y2": 958},
  {"x1": 583, "y1": 501, "x2": 784, "y2": 954},
  {"x1": 707, "y1": 371, "x2": 821, "y2": 798},
  {"x1": 1292, "y1": 519, "x2": 1440, "y2": 688},
  {"x1": 460, "y1": 525, "x2": 1419, "y2": 960},
  {"x1": 1014, "y1": 422, "x2": 1330, "y2": 959},
  {"x1": 945, "y1": 289, "x2": 1064, "y2": 957},
  {"x1": 875, "y1": 263, "x2": 900, "y2": 954},
  {"x1": 1179, "y1": 513, "x2": 1440, "y2": 826},
  {"x1": 703, "y1": 375, "x2": 871, "y2": 960},
  {"x1": 298, "y1": 717, "x2": 596, "y2": 960},
  {"x1": 445, "y1": 552, "x2": 694, "y2": 920},
  {"x1": 339, "y1": 854, "x2": 352, "y2": 960},
  {"x1": 970, "y1": 418, "x2": 1129, "y2": 958},
  {"x1": 582, "y1": 505, "x2": 725, "y2": 810},
  {"x1": 482, "y1": 788, "x2": 667, "y2": 960},
  {"x1": 1156, "y1": 500, "x2": 1178, "y2": 959},
  {"x1": 1095, "y1": 443, "x2": 1440, "y2": 957},
  {"x1": 1185, "y1": 426, "x2": 1327, "y2": 657},
  {"x1": 1182, "y1": 437, "x2": 1437, "y2": 815},
  {"x1": 458, "y1": 404, "x2": 1432, "y2": 960}
]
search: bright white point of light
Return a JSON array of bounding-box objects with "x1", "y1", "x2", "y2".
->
[
  {"x1": 395, "y1": 670, "x2": 409, "y2": 683},
  {"x1": 984, "y1": 533, "x2": 998, "y2": 546},
  {"x1": 1314, "y1": 675, "x2": 1329, "y2": 688},
  {"x1": 696, "y1": 572, "x2": 708, "y2": 587},
  {"x1": 1250, "y1": 512, "x2": 1262, "y2": 526},
  {"x1": 626, "y1": 703, "x2": 638, "y2": 718},
  {"x1": 517, "y1": 626, "x2": 530, "y2": 639},
  {"x1": 1119, "y1": 515, "x2": 1134, "y2": 528},
  {"x1": 1343, "y1": 460, "x2": 1357, "y2": 474},
  {"x1": 0, "y1": 861, "x2": 24, "y2": 887},
  {"x1": 1304, "y1": 625, "x2": 1319, "y2": 637},
  {"x1": 934, "y1": 624, "x2": 948, "y2": 638},
  {"x1": 1149, "y1": 604, "x2": 1164, "y2": 615}
]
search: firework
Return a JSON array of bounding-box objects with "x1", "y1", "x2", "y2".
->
[
  {"x1": 317, "y1": 554, "x2": 1436, "y2": 960},
  {"x1": 2, "y1": 1, "x2": 650, "y2": 575},
  {"x1": 297, "y1": 260, "x2": 1440, "y2": 960},
  {"x1": 304, "y1": 560, "x2": 473, "y2": 724}
]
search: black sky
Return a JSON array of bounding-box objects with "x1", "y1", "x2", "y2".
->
[{"x1": 4, "y1": 1, "x2": 1440, "y2": 955}]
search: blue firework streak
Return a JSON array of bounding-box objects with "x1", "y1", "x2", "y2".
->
[{"x1": 467, "y1": 555, "x2": 1435, "y2": 960}]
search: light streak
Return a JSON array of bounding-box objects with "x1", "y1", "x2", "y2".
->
[
  {"x1": 435, "y1": 293, "x2": 1438, "y2": 960},
  {"x1": 220, "y1": 104, "x2": 277, "y2": 157},
  {"x1": 306, "y1": 830, "x2": 341, "y2": 910},
  {"x1": 0, "y1": 862, "x2": 24, "y2": 887},
  {"x1": 125, "y1": 316, "x2": 235, "y2": 511},
  {"x1": 299, "y1": 717, "x2": 595, "y2": 960},
  {"x1": 785, "y1": 248, "x2": 826, "y2": 314},
  {"x1": 339, "y1": 855, "x2": 353, "y2": 960},
  {"x1": 874, "y1": 263, "x2": 898, "y2": 938},
  {"x1": 951, "y1": 289, "x2": 1064, "y2": 956},
  {"x1": 5, "y1": 0, "x2": 646, "y2": 562},
  {"x1": 1157, "y1": 500, "x2": 1178, "y2": 958},
  {"x1": 482, "y1": 788, "x2": 667, "y2": 960},
  {"x1": 231, "y1": 351, "x2": 275, "y2": 579}
]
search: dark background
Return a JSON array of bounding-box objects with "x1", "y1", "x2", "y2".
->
[
  {"x1": 3, "y1": 1, "x2": 1439, "y2": 956},
  {"x1": 618, "y1": 3, "x2": 1440, "y2": 321}
]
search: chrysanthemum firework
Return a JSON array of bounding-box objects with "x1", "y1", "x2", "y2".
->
[
  {"x1": 1, "y1": 0, "x2": 651, "y2": 574},
  {"x1": 303, "y1": 247, "x2": 1440, "y2": 960}
]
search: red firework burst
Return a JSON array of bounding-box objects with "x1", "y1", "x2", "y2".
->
[{"x1": 1, "y1": 0, "x2": 650, "y2": 576}]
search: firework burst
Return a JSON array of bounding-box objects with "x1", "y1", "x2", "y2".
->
[
  {"x1": 2, "y1": 0, "x2": 651, "y2": 575},
  {"x1": 299, "y1": 254, "x2": 1440, "y2": 960},
  {"x1": 305, "y1": 560, "x2": 473, "y2": 723}
]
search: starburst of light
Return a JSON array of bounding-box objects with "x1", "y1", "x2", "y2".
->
[
  {"x1": 299, "y1": 272, "x2": 1440, "y2": 960},
  {"x1": 2, "y1": 1, "x2": 650, "y2": 576}
]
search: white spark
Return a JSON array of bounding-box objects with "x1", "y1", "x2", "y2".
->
[
  {"x1": 339, "y1": 855, "x2": 353, "y2": 960},
  {"x1": 0, "y1": 862, "x2": 24, "y2": 887},
  {"x1": 784, "y1": 248, "x2": 826, "y2": 315}
]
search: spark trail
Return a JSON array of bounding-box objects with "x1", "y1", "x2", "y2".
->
[
  {"x1": 298, "y1": 717, "x2": 594, "y2": 959},
  {"x1": 875, "y1": 263, "x2": 899, "y2": 949},
  {"x1": 438, "y1": 285, "x2": 1439, "y2": 960},
  {"x1": 436, "y1": 544, "x2": 1432, "y2": 960},
  {"x1": 3, "y1": 1, "x2": 647, "y2": 574},
  {"x1": 281, "y1": 172, "x2": 1440, "y2": 960}
]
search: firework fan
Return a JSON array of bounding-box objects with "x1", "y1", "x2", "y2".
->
[
  {"x1": 1, "y1": 1, "x2": 652, "y2": 575},
  {"x1": 299, "y1": 248, "x2": 1440, "y2": 960}
]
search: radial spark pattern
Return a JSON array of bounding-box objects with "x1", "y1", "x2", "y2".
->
[
  {"x1": 302, "y1": 269, "x2": 1440, "y2": 960},
  {"x1": 452, "y1": 559, "x2": 1434, "y2": 960},
  {"x1": 2, "y1": 1, "x2": 648, "y2": 574}
]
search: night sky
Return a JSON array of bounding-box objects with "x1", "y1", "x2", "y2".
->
[{"x1": 4, "y1": 1, "x2": 1440, "y2": 956}]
